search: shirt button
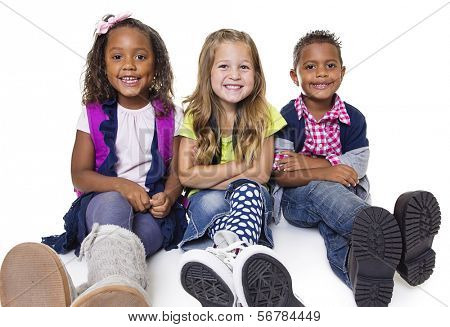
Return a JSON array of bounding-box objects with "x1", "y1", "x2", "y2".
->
[{"x1": 319, "y1": 144, "x2": 323, "y2": 148}]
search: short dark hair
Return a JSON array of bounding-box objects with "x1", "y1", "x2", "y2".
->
[
  {"x1": 82, "y1": 16, "x2": 174, "y2": 114},
  {"x1": 292, "y1": 30, "x2": 342, "y2": 69}
]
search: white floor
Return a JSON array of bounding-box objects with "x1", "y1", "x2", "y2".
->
[{"x1": 55, "y1": 217, "x2": 447, "y2": 307}]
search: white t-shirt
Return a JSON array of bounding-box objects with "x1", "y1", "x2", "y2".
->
[{"x1": 76, "y1": 102, "x2": 183, "y2": 191}]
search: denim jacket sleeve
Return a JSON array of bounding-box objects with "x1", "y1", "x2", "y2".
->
[
  {"x1": 339, "y1": 146, "x2": 370, "y2": 179},
  {"x1": 339, "y1": 146, "x2": 371, "y2": 204},
  {"x1": 270, "y1": 136, "x2": 295, "y2": 224}
]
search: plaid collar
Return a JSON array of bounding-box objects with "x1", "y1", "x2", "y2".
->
[{"x1": 294, "y1": 93, "x2": 351, "y2": 125}]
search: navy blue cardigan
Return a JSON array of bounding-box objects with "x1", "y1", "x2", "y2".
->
[{"x1": 277, "y1": 99, "x2": 369, "y2": 154}]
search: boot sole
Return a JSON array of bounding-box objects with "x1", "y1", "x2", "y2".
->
[
  {"x1": 181, "y1": 262, "x2": 235, "y2": 307},
  {"x1": 71, "y1": 284, "x2": 149, "y2": 307},
  {"x1": 394, "y1": 191, "x2": 441, "y2": 286},
  {"x1": 240, "y1": 253, "x2": 304, "y2": 307},
  {"x1": 351, "y1": 207, "x2": 402, "y2": 307},
  {"x1": 0, "y1": 242, "x2": 71, "y2": 307}
]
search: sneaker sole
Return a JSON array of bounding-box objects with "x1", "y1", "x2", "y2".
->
[
  {"x1": 351, "y1": 207, "x2": 402, "y2": 307},
  {"x1": 181, "y1": 262, "x2": 235, "y2": 307},
  {"x1": 240, "y1": 253, "x2": 304, "y2": 307},
  {"x1": 71, "y1": 285, "x2": 149, "y2": 307},
  {"x1": 394, "y1": 191, "x2": 441, "y2": 286},
  {"x1": 0, "y1": 243, "x2": 71, "y2": 307}
]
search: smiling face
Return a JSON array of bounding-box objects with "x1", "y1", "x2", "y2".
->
[
  {"x1": 210, "y1": 41, "x2": 255, "y2": 111},
  {"x1": 105, "y1": 26, "x2": 155, "y2": 109},
  {"x1": 291, "y1": 42, "x2": 345, "y2": 109}
]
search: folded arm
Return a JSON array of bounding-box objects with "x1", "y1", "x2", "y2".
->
[
  {"x1": 210, "y1": 136, "x2": 275, "y2": 190},
  {"x1": 177, "y1": 137, "x2": 247, "y2": 189}
]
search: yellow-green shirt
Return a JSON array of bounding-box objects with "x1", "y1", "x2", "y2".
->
[{"x1": 177, "y1": 105, "x2": 287, "y2": 195}]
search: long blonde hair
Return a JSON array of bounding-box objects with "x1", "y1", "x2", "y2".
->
[{"x1": 184, "y1": 29, "x2": 271, "y2": 165}]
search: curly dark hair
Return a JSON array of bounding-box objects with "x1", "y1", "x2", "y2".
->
[
  {"x1": 82, "y1": 15, "x2": 174, "y2": 115},
  {"x1": 292, "y1": 30, "x2": 342, "y2": 69}
]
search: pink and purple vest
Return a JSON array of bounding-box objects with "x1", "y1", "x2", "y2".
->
[{"x1": 76, "y1": 98, "x2": 174, "y2": 196}]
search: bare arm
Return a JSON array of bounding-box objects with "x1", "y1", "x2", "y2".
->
[
  {"x1": 303, "y1": 156, "x2": 332, "y2": 168},
  {"x1": 276, "y1": 151, "x2": 331, "y2": 171},
  {"x1": 211, "y1": 136, "x2": 275, "y2": 190},
  {"x1": 71, "y1": 130, "x2": 123, "y2": 192},
  {"x1": 274, "y1": 164, "x2": 359, "y2": 188},
  {"x1": 178, "y1": 137, "x2": 247, "y2": 189},
  {"x1": 149, "y1": 136, "x2": 184, "y2": 218},
  {"x1": 162, "y1": 136, "x2": 183, "y2": 205}
]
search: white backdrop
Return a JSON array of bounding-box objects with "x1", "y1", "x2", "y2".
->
[{"x1": 0, "y1": 0, "x2": 448, "y2": 311}]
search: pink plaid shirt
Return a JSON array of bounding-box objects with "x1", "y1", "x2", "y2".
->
[{"x1": 296, "y1": 94, "x2": 351, "y2": 166}]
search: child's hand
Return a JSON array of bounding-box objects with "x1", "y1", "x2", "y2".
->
[
  {"x1": 149, "y1": 192, "x2": 173, "y2": 218},
  {"x1": 276, "y1": 151, "x2": 311, "y2": 171},
  {"x1": 116, "y1": 178, "x2": 152, "y2": 212},
  {"x1": 320, "y1": 164, "x2": 359, "y2": 187}
]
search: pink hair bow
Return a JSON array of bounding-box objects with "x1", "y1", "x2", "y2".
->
[{"x1": 95, "y1": 12, "x2": 132, "y2": 35}]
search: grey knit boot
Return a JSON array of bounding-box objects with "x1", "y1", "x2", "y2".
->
[{"x1": 71, "y1": 223, "x2": 151, "y2": 307}]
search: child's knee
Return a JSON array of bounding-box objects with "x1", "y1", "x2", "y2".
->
[
  {"x1": 86, "y1": 191, "x2": 133, "y2": 229},
  {"x1": 189, "y1": 191, "x2": 229, "y2": 218},
  {"x1": 97, "y1": 191, "x2": 129, "y2": 206}
]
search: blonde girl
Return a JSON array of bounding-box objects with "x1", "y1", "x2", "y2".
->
[{"x1": 177, "y1": 29, "x2": 303, "y2": 307}]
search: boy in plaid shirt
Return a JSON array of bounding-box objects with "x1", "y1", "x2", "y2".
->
[{"x1": 272, "y1": 30, "x2": 441, "y2": 306}]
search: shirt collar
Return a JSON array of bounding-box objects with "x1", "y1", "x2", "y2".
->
[{"x1": 294, "y1": 93, "x2": 351, "y2": 125}]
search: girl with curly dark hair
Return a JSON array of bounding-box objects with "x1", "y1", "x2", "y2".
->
[
  {"x1": 0, "y1": 13, "x2": 186, "y2": 307},
  {"x1": 82, "y1": 13, "x2": 175, "y2": 113}
]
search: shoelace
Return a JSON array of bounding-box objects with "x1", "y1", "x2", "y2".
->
[
  {"x1": 78, "y1": 223, "x2": 101, "y2": 261},
  {"x1": 206, "y1": 240, "x2": 248, "y2": 269}
]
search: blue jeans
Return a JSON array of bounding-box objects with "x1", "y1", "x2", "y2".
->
[
  {"x1": 281, "y1": 181, "x2": 369, "y2": 287},
  {"x1": 180, "y1": 179, "x2": 274, "y2": 250},
  {"x1": 85, "y1": 191, "x2": 163, "y2": 257}
]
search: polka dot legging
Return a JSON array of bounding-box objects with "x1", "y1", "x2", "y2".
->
[{"x1": 208, "y1": 182, "x2": 264, "y2": 245}]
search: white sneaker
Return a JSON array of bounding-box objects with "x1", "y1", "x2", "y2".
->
[
  {"x1": 179, "y1": 231, "x2": 247, "y2": 307},
  {"x1": 233, "y1": 245, "x2": 304, "y2": 307}
]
